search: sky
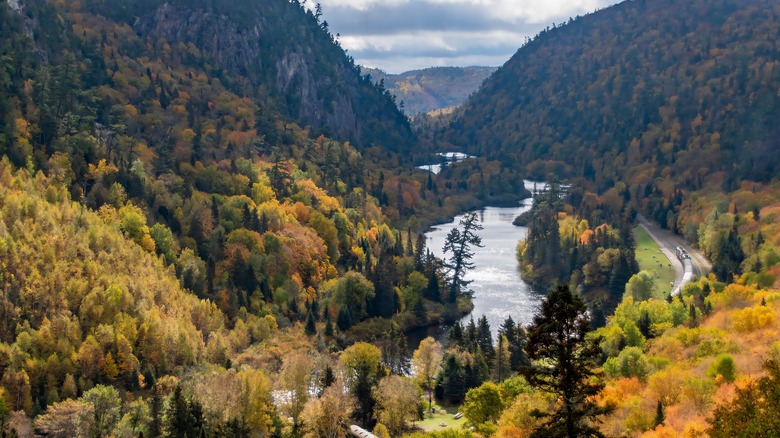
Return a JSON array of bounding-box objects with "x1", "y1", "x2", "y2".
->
[{"x1": 312, "y1": 0, "x2": 620, "y2": 73}]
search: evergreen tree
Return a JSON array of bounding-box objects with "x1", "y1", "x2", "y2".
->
[
  {"x1": 689, "y1": 303, "x2": 698, "y2": 327},
  {"x1": 443, "y1": 212, "x2": 484, "y2": 303},
  {"x1": 448, "y1": 322, "x2": 465, "y2": 348},
  {"x1": 406, "y1": 229, "x2": 414, "y2": 257},
  {"x1": 494, "y1": 335, "x2": 510, "y2": 381},
  {"x1": 319, "y1": 364, "x2": 336, "y2": 396},
  {"x1": 589, "y1": 300, "x2": 606, "y2": 330},
  {"x1": 637, "y1": 310, "x2": 653, "y2": 339},
  {"x1": 368, "y1": 249, "x2": 397, "y2": 318},
  {"x1": 305, "y1": 310, "x2": 317, "y2": 335},
  {"x1": 414, "y1": 234, "x2": 427, "y2": 271},
  {"x1": 713, "y1": 224, "x2": 746, "y2": 283},
  {"x1": 522, "y1": 285, "x2": 612, "y2": 438},
  {"x1": 609, "y1": 250, "x2": 636, "y2": 305},
  {"x1": 425, "y1": 269, "x2": 441, "y2": 302},
  {"x1": 437, "y1": 354, "x2": 466, "y2": 404},
  {"x1": 337, "y1": 307, "x2": 353, "y2": 331},
  {"x1": 476, "y1": 315, "x2": 495, "y2": 360},
  {"x1": 465, "y1": 355, "x2": 490, "y2": 391},
  {"x1": 465, "y1": 317, "x2": 478, "y2": 352},
  {"x1": 149, "y1": 386, "x2": 163, "y2": 438},
  {"x1": 498, "y1": 316, "x2": 516, "y2": 339},
  {"x1": 324, "y1": 313, "x2": 334, "y2": 337},
  {"x1": 653, "y1": 400, "x2": 665, "y2": 428},
  {"x1": 381, "y1": 323, "x2": 409, "y2": 375},
  {"x1": 164, "y1": 385, "x2": 203, "y2": 438},
  {"x1": 499, "y1": 317, "x2": 530, "y2": 370}
]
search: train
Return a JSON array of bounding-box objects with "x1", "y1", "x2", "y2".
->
[
  {"x1": 672, "y1": 246, "x2": 694, "y2": 296},
  {"x1": 675, "y1": 246, "x2": 691, "y2": 260}
]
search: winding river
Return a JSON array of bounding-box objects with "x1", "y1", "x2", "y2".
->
[{"x1": 414, "y1": 180, "x2": 548, "y2": 342}]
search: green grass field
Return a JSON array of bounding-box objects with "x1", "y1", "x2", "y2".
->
[
  {"x1": 415, "y1": 398, "x2": 466, "y2": 432},
  {"x1": 633, "y1": 226, "x2": 676, "y2": 297}
]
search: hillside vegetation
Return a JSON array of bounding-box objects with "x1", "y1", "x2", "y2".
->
[
  {"x1": 2, "y1": 0, "x2": 780, "y2": 435},
  {"x1": 445, "y1": 0, "x2": 779, "y2": 189},
  {"x1": 433, "y1": 0, "x2": 780, "y2": 435},
  {"x1": 0, "y1": 0, "x2": 485, "y2": 433}
]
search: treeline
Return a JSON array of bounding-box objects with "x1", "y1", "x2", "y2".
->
[
  {"x1": 517, "y1": 181, "x2": 639, "y2": 316},
  {"x1": 434, "y1": 316, "x2": 529, "y2": 405}
]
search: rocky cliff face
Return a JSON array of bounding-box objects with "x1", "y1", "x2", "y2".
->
[
  {"x1": 130, "y1": 0, "x2": 412, "y2": 150},
  {"x1": 133, "y1": 3, "x2": 269, "y2": 78}
]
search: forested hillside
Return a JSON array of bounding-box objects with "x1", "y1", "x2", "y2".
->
[
  {"x1": 440, "y1": 0, "x2": 780, "y2": 303},
  {"x1": 430, "y1": 0, "x2": 780, "y2": 435},
  {"x1": 9, "y1": 0, "x2": 413, "y2": 152},
  {"x1": 362, "y1": 66, "x2": 497, "y2": 115},
  {"x1": 0, "y1": 0, "x2": 481, "y2": 433},
  {"x1": 3, "y1": 0, "x2": 780, "y2": 434},
  {"x1": 445, "y1": 0, "x2": 780, "y2": 188}
]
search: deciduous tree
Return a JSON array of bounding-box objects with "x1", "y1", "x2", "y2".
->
[
  {"x1": 301, "y1": 383, "x2": 354, "y2": 438},
  {"x1": 340, "y1": 342, "x2": 386, "y2": 427},
  {"x1": 373, "y1": 376, "x2": 420, "y2": 435},
  {"x1": 411, "y1": 337, "x2": 443, "y2": 412},
  {"x1": 279, "y1": 352, "x2": 315, "y2": 430}
]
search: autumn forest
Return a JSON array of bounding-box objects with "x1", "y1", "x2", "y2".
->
[{"x1": 0, "y1": 0, "x2": 779, "y2": 437}]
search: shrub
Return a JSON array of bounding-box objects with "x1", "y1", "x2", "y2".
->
[
  {"x1": 708, "y1": 354, "x2": 737, "y2": 383},
  {"x1": 732, "y1": 306, "x2": 775, "y2": 333}
]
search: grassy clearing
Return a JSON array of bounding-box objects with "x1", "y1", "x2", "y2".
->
[
  {"x1": 415, "y1": 398, "x2": 466, "y2": 432},
  {"x1": 633, "y1": 226, "x2": 676, "y2": 296}
]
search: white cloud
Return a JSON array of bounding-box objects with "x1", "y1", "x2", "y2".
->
[{"x1": 318, "y1": 0, "x2": 620, "y2": 72}]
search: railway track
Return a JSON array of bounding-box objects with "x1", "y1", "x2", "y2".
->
[{"x1": 637, "y1": 215, "x2": 712, "y2": 296}]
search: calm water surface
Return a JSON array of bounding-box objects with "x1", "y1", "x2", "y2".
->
[{"x1": 417, "y1": 181, "x2": 548, "y2": 343}]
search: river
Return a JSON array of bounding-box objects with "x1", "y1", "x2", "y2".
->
[{"x1": 409, "y1": 180, "x2": 547, "y2": 346}]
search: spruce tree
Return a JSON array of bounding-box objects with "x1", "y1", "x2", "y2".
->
[
  {"x1": 319, "y1": 364, "x2": 336, "y2": 395},
  {"x1": 305, "y1": 310, "x2": 317, "y2": 335},
  {"x1": 498, "y1": 317, "x2": 530, "y2": 370},
  {"x1": 324, "y1": 313, "x2": 334, "y2": 337},
  {"x1": 523, "y1": 285, "x2": 612, "y2": 438},
  {"x1": 149, "y1": 385, "x2": 163, "y2": 437},
  {"x1": 414, "y1": 234, "x2": 427, "y2": 271},
  {"x1": 448, "y1": 322, "x2": 465, "y2": 348},
  {"x1": 425, "y1": 270, "x2": 441, "y2": 302},
  {"x1": 164, "y1": 385, "x2": 203, "y2": 438},
  {"x1": 438, "y1": 354, "x2": 466, "y2": 404},
  {"x1": 637, "y1": 310, "x2": 653, "y2": 339},
  {"x1": 476, "y1": 315, "x2": 495, "y2": 361},
  {"x1": 654, "y1": 400, "x2": 665, "y2": 428},
  {"x1": 713, "y1": 224, "x2": 745, "y2": 283}
]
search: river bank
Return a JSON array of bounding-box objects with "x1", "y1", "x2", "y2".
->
[{"x1": 406, "y1": 180, "x2": 548, "y2": 349}]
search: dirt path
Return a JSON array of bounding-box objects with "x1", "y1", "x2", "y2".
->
[{"x1": 637, "y1": 215, "x2": 711, "y2": 295}]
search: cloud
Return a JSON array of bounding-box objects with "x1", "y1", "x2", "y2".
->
[{"x1": 316, "y1": 0, "x2": 618, "y2": 72}]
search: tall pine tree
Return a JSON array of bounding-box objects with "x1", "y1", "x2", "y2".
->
[{"x1": 523, "y1": 285, "x2": 612, "y2": 438}]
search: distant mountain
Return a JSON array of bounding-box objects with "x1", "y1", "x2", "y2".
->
[
  {"x1": 444, "y1": 0, "x2": 780, "y2": 188},
  {"x1": 362, "y1": 66, "x2": 497, "y2": 115}
]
